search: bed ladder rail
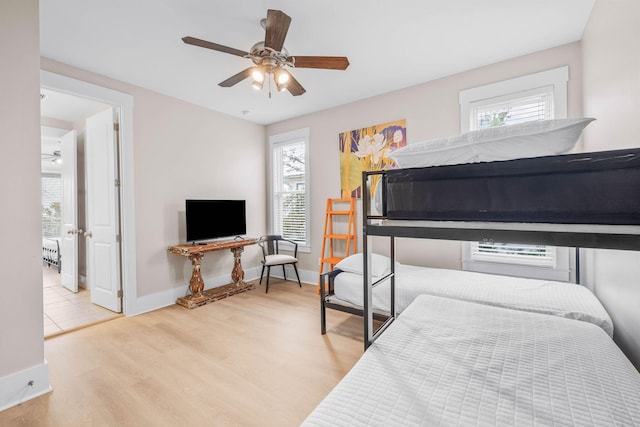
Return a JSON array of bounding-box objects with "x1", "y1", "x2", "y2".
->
[{"x1": 363, "y1": 170, "x2": 398, "y2": 350}]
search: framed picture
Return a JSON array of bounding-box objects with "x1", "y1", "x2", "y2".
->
[{"x1": 339, "y1": 119, "x2": 406, "y2": 198}]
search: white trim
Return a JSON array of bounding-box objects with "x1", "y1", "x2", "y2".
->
[
  {"x1": 40, "y1": 71, "x2": 138, "y2": 315},
  {"x1": 0, "y1": 362, "x2": 52, "y2": 412},
  {"x1": 459, "y1": 66, "x2": 568, "y2": 132},
  {"x1": 268, "y1": 128, "x2": 311, "y2": 253}
]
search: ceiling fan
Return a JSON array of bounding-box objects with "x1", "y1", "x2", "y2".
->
[
  {"x1": 182, "y1": 9, "x2": 350, "y2": 97},
  {"x1": 42, "y1": 150, "x2": 61, "y2": 164}
]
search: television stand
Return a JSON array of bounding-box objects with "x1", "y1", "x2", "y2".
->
[{"x1": 168, "y1": 238, "x2": 257, "y2": 309}]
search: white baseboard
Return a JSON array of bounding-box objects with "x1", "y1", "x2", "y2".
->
[
  {"x1": 126, "y1": 264, "x2": 316, "y2": 316},
  {"x1": 0, "y1": 362, "x2": 52, "y2": 412}
]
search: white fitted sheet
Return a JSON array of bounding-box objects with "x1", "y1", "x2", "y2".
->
[
  {"x1": 331, "y1": 264, "x2": 614, "y2": 336},
  {"x1": 305, "y1": 295, "x2": 640, "y2": 426}
]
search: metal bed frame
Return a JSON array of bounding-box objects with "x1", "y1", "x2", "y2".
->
[
  {"x1": 362, "y1": 148, "x2": 640, "y2": 349},
  {"x1": 42, "y1": 238, "x2": 61, "y2": 273},
  {"x1": 319, "y1": 268, "x2": 390, "y2": 335}
]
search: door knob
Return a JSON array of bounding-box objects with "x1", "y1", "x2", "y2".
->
[{"x1": 84, "y1": 231, "x2": 93, "y2": 238}]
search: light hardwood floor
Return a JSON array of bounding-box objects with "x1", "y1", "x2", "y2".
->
[{"x1": 1, "y1": 279, "x2": 365, "y2": 426}]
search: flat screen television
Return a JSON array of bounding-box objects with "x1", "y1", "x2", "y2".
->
[{"x1": 185, "y1": 199, "x2": 246, "y2": 243}]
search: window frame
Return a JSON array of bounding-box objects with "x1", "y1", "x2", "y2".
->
[
  {"x1": 268, "y1": 128, "x2": 311, "y2": 253},
  {"x1": 458, "y1": 66, "x2": 575, "y2": 282},
  {"x1": 459, "y1": 66, "x2": 568, "y2": 132}
]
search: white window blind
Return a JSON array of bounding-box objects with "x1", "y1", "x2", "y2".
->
[
  {"x1": 470, "y1": 241, "x2": 556, "y2": 267},
  {"x1": 42, "y1": 174, "x2": 62, "y2": 238},
  {"x1": 269, "y1": 129, "x2": 310, "y2": 251},
  {"x1": 472, "y1": 87, "x2": 553, "y2": 129}
]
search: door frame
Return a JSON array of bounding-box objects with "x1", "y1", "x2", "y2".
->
[{"x1": 41, "y1": 70, "x2": 137, "y2": 316}]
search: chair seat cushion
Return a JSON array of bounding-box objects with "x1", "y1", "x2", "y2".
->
[{"x1": 264, "y1": 254, "x2": 297, "y2": 266}]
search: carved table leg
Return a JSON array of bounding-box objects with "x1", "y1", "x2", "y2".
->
[
  {"x1": 188, "y1": 252, "x2": 205, "y2": 295},
  {"x1": 230, "y1": 246, "x2": 245, "y2": 285}
]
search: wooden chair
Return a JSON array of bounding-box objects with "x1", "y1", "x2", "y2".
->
[{"x1": 257, "y1": 235, "x2": 302, "y2": 293}]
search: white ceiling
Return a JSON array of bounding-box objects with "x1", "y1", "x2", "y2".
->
[
  {"x1": 39, "y1": 0, "x2": 595, "y2": 125},
  {"x1": 40, "y1": 88, "x2": 109, "y2": 123}
]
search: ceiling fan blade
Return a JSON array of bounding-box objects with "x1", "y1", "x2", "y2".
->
[
  {"x1": 283, "y1": 71, "x2": 306, "y2": 96},
  {"x1": 182, "y1": 36, "x2": 248, "y2": 57},
  {"x1": 264, "y1": 9, "x2": 291, "y2": 52},
  {"x1": 219, "y1": 68, "x2": 255, "y2": 87},
  {"x1": 292, "y1": 56, "x2": 350, "y2": 70}
]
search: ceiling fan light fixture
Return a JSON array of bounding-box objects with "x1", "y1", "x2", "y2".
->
[
  {"x1": 252, "y1": 80, "x2": 264, "y2": 91},
  {"x1": 275, "y1": 69, "x2": 289, "y2": 85},
  {"x1": 275, "y1": 79, "x2": 288, "y2": 92},
  {"x1": 251, "y1": 67, "x2": 265, "y2": 83}
]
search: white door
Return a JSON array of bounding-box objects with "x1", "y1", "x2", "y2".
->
[
  {"x1": 85, "y1": 108, "x2": 122, "y2": 312},
  {"x1": 60, "y1": 130, "x2": 78, "y2": 292}
]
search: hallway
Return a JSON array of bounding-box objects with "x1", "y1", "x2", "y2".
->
[{"x1": 43, "y1": 266, "x2": 119, "y2": 337}]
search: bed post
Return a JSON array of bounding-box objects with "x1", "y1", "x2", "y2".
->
[{"x1": 363, "y1": 171, "x2": 373, "y2": 350}]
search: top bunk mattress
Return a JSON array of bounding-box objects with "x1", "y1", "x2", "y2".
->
[
  {"x1": 382, "y1": 148, "x2": 640, "y2": 225},
  {"x1": 304, "y1": 294, "x2": 640, "y2": 426},
  {"x1": 332, "y1": 263, "x2": 614, "y2": 336}
]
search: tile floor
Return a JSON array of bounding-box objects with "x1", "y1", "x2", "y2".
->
[{"x1": 43, "y1": 266, "x2": 120, "y2": 337}]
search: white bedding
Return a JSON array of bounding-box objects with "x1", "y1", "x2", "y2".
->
[
  {"x1": 42, "y1": 237, "x2": 60, "y2": 252},
  {"x1": 331, "y1": 264, "x2": 614, "y2": 337},
  {"x1": 388, "y1": 118, "x2": 594, "y2": 169},
  {"x1": 304, "y1": 295, "x2": 640, "y2": 426}
]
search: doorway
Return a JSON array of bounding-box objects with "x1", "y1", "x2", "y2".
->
[
  {"x1": 41, "y1": 72, "x2": 135, "y2": 336},
  {"x1": 41, "y1": 70, "x2": 137, "y2": 319},
  {"x1": 40, "y1": 90, "x2": 123, "y2": 336},
  {"x1": 41, "y1": 121, "x2": 119, "y2": 337}
]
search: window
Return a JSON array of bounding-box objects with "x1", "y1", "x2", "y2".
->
[
  {"x1": 460, "y1": 66, "x2": 568, "y2": 132},
  {"x1": 470, "y1": 242, "x2": 556, "y2": 268},
  {"x1": 459, "y1": 67, "x2": 574, "y2": 282},
  {"x1": 471, "y1": 87, "x2": 553, "y2": 130},
  {"x1": 42, "y1": 174, "x2": 62, "y2": 238},
  {"x1": 269, "y1": 128, "x2": 310, "y2": 252}
]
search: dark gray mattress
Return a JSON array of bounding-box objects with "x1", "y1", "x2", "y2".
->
[{"x1": 383, "y1": 148, "x2": 640, "y2": 225}]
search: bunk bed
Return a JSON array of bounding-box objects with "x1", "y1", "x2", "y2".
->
[
  {"x1": 361, "y1": 147, "x2": 640, "y2": 347},
  {"x1": 306, "y1": 145, "x2": 640, "y2": 426}
]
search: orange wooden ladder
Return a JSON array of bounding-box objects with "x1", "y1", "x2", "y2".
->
[{"x1": 318, "y1": 198, "x2": 357, "y2": 291}]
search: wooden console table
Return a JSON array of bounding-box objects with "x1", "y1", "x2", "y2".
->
[{"x1": 168, "y1": 238, "x2": 257, "y2": 309}]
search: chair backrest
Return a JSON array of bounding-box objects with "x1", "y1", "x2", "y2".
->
[{"x1": 258, "y1": 235, "x2": 298, "y2": 258}]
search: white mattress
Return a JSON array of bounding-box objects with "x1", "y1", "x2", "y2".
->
[
  {"x1": 331, "y1": 264, "x2": 614, "y2": 337},
  {"x1": 304, "y1": 295, "x2": 640, "y2": 426}
]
